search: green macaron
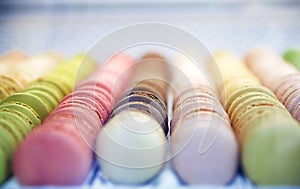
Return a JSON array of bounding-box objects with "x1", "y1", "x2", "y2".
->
[
  {"x1": 42, "y1": 75, "x2": 73, "y2": 94},
  {"x1": 25, "y1": 83, "x2": 64, "y2": 103},
  {"x1": 243, "y1": 116, "x2": 300, "y2": 185},
  {"x1": 0, "y1": 102, "x2": 41, "y2": 126},
  {"x1": 0, "y1": 127, "x2": 18, "y2": 157},
  {"x1": 283, "y1": 49, "x2": 300, "y2": 71},
  {"x1": 0, "y1": 149, "x2": 9, "y2": 184},
  {"x1": 25, "y1": 89, "x2": 58, "y2": 111},
  {"x1": 0, "y1": 107, "x2": 35, "y2": 130},
  {"x1": 0, "y1": 111, "x2": 28, "y2": 143},
  {"x1": 34, "y1": 78, "x2": 70, "y2": 97},
  {"x1": 0, "y1": 93, "x2": 50, "y2": 121}
]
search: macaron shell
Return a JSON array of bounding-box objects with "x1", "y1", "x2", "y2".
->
[
  {"x1": 0, "y1": 114, "x2": 26, "y2": 143},
  {"x1": 0, "y1": 150, "x2": 9, "y2": 184},
  {"x1": 0, "y1": 102, "x2": 41, "y2": 126},
  {"x1": 112, "y1": 101, "x2": 166, "y2": 132},
  {"x1": 273, "y1": 74, "x2": 300, "y2": 96},
  {"x1": 234, "y1": 107, "x2": 289, "y2": 143},
  {"x1": 35, "y1": 78, "x2": 70, "y2": 97},
  {"x1": 63, "y1": 91, "x2": 112, "y2": 116},
  {"x1": 230, "y1": 96, "x2": 285, "y2": 124},
  {"x1": 242, "y1": 123, "x2": 300, "y2": 185},
  {"x1": 227, "y1": 91, "x2": 276, "y2": 117},
  {"x1": 0, "y1": 106, "x2": 35, "y2": 130},
  {"x1": 95, "y1": 110, "x2": 167, "y2": 185},
  {"x1": 24, "y1": 84, "x2": 63, "y2": 103},
  {"x1": 114, "y1": 93, "x2": 166, "y2": 120},
  {"x1": 0, "y1": 86, "x2": 9, "y2": 101},
  {"x1": 278, "y1": 82, "x2": 300, "y2": 105},
  {"x1": 0, "y1": 128, "x2": 17, "y2": 158},
  {"x1": 283, "y1": 49, "x2": 300, "y2": 70},
  {"x1": 0, "y1": 93, "x2": 50, "y2": 121},
  {"x1": 61, "y1": 96, "x2": 108, "y2": 124},
  {"x1": 13, "y1": 126, "x2": 92, "y2": 185},
  {"x1": 225, "y1": 85, "x2": 277, "y2": 111},
  {"x1": 0, "y1": 76, "x2": 23, "y2": 101},
  {"x1": 171, "y1": 116, "x2": 238, "y2": 185},
  {"x1": 284, "y1": 88, "x2": 300, "y2": 113},
  {"x1": 174, "y1": 92, "x2": 219, "y2": 112},
  {"x1": 25, "y1": 90, "x2": 58, "y2": 111}
]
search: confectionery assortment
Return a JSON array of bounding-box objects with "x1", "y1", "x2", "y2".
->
[
  {"x1": 215, "y1": 51, "x2": 300, "y2": 185},
  {"x1": 0, "y1": 49, "x2": 300, "y2": 187},
  {"x1": 0, "y1": 54, "x2": 95, "y2": 184},
  {"x1": 0, "y1": 52, "x2": 62, "y2": 101},
  {"x1": 13, "y1": 54, "x2": 133, "y2": 185},
  {"x1": 95, "y1": 53, "x2": 169, "y2": 184}
]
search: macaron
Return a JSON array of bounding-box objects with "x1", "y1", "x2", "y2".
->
[
  {"x1": 60, "y1": 96, "x2": 108, "y2": 124},
  {"x1": 225, "y1": 85, "x2": 277, "y2": 112},
  {"x1": 95, "y1": 110, "x2": 167, "y2": 185},
  {"x1": 283, "y1": 48, "x2": 300, "y2": 70},
  {"x1": 0, "y1": 150, "x2": 8, "y2": 184},
  {"x1": 0, "y1": 51, "x2": 27, "y2": 74},
  {"x1": 171, "y1": 114, "x2": 238, "y2": 185},
  {"x1": 0, "y1": 52, "x2": 27, "y2": 97},
  {"x1": 245, "y1": 48, "x2": 300, "y2": 125},
  {"x1": 227, "y1": 90, "x2": 277, "y2": 118},
  {"x1": 94, "y1": 53, "x2": 169, "y2": 184},
  {"x1": 62, "y1": 91, "x2": 111, "y2": 117},
  {"x1": 242, "y1": 116, "x2": 300, "y2": 185},
  {"x1": 0, "y1": 128, "x2": 17, "y2": 159},
  {"x1": 24, "y1": 83, "x2": 64, "y2": 103},
  {"x1": 13, "y1": 125, "x2": 92, "y2": 185},
  {"x1": 170, "y1": 84, "x2": 238, "y2": 185},
  {"x1": 245, "y1": 48, "x2": 298, "y2": 89},
  {"x1": 114, "y1": 92, "x2": 167, "y2": 123},
  {"x1": 0, "y1": 93, "x2": 50, "y2": 121},
  {"x1": 25, "y1": 90, "x2": 58, "y2": 111},
  {"x1": 13, "y1": 53, "x2": 135, "y2": 186},
  {"x1": 216, "y1": 51, "x2": 300, "y2": 185},
  {"x1": 0, "y1": 102, "x2": 41, "y2": 126},
  {"x1": 0, "y1": 54, "x2": 96, "y2": 184},
  {"x1": 36, "y1": 77, "x2": 71, "y2": 97},
  {"x1": 0, "y1": 111, "x2": 30, "y2": 143},
  {"x1": 112, "y1": 101, "x2": 167, "y2": 134},
  {"x1": 0, "y1": 76, "x2": 23, "y2": 101}
]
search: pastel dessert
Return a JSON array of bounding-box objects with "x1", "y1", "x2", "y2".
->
[
  {"x1": 96, "y1": 110, "x2": 167, "y2": 184},
  {"x1": 216, "y1": 51, "x2": 300, "y2": 185},
  {"x1": 171, "y1": 86, "x2": 238, "y2": 185},
  {"x1": 0, "y1": 53, "x2": 63, "y2": 101},
  {"x1": 0, "y1": 54, "x2": 95, "y2": 184},
  {"x1": 283, "y1": 48, "x2": 300, "y2": 70},
  {"x1": 95, "y1": 53, "x2": 169, "y2": 184},
  {"x1": 13, "y1": 125, "x2": 92, "y2": 185},
  {"x1": 0, "y1": 52, "x2": 27, "y2": 75},
  {"x1": 245, "y1": 48, "x2": 300, "y2": 123},
  {"x1": 169, "y1": 53, "x2": 238, "y2": 185},
  {"x1": 13, "y1": 53, "x2": 134, "y2": 185}
]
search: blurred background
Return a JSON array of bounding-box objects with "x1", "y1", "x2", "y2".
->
[{"x1": 0, "y1": 0, "x2": 300, "y2": 56}]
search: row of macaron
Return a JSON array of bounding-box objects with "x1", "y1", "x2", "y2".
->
[{"x1": 1, "y1": 48, "x2": 300, "y2": 186}]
